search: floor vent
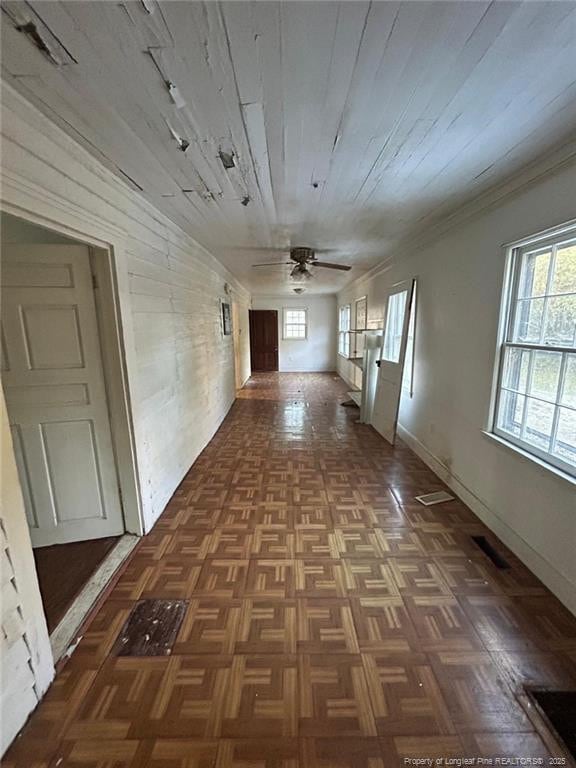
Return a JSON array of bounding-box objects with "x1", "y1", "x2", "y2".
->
[
  {"x1": 414, "y1": 491, "x2": 455, "y2": 506},
  {"x1": 471, "y1": 535, "x2": 510, "y2": 569},
  {"x1": 115, "y1": 599, "x2": 187, "y2": 656},
  {"x1": 528, "y1": 689, "x2": 576, "y2": 759}
]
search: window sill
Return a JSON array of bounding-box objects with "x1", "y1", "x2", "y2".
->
[{"x1": 481, "y1": 430, "x2": 576, "y2": 488}]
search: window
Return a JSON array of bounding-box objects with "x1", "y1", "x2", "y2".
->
[
  {"x1": 382, "y1": 290, "x2": 408, "y2": 363},
  {"x1": 283, "y1": 308, "x2": 307, "y2": 339},
  {"x1": 355, "y1": 297, "x2": 367, "y2": 330},
  {"x1": 493, "y1": 231, "x2": 576, "y2": 476},
  {"x1": 338, "y1": 304, "x2": 351, "y2": 356}
]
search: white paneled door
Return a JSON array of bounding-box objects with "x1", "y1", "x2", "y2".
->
[
  {"x1": 372, "y1": 279, "x2": 416, "y2": 445},
  {"x1": 1, "y1": 245, "x2": 124, "y2": 546}
]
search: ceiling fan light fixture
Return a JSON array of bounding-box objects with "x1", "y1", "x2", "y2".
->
[{"x1": 290, "y1": 265, "x2": 312, "y2": 281}]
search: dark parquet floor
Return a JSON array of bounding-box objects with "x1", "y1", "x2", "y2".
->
[{"x1": 5, "y1": 373, "x2": 576, "y2": 767}]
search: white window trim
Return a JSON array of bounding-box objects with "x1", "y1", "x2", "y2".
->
[
  {"x1": 489, "y1": 221, "x2": 576, "y2": 479},
  {"x1": 282, "y1": 307, "x2": 307, "y2": 340}
]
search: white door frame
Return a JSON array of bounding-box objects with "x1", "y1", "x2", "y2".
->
[{"x1": 0, "y1": 207, "x2": 143, "y2": 537}]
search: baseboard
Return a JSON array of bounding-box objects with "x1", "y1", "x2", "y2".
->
[
  {"x1": 278, "y1": 367, "x2": 338, "y2": 373},
  {"x1": 337, "y1": 371, "x2": 356, "y2": 389},
  {"x1": 397, "y1": 424, "x2": 576, "y2": 617}
]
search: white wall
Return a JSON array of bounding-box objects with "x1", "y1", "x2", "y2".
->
[
  {"x1": 1, "y1": 388, "x2": 53, "y2": 754},
  {"x1": 0, "y1": 83, "x2": 251, "y2": 749},
  {"x1": 338, "y1": 159, "x2": 576, "y2": 615},
  {"x1": 252, "y1": 295, "x2": 337, "y2": 372}
]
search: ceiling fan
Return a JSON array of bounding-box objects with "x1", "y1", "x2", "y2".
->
[{"x1": 252, "y1": 247, "x2": 351, "y2": 280}]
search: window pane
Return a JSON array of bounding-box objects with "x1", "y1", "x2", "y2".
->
[
  {"x1": 339, "y1": 307, "x2": 350, "y2": 332},
  {"x1": 286, "y1": 324, "x2": 305, "y2": 338},
  {"x1": 523, "y1": 397, "x2": 554, "y2": 451},
  {"x1": 561, "y1": 354, "x2": 576, "y2": 408},
  {"x1": 552, "y1": 407, "x2": 576, "y2": 467},
  {"x1": 502, "y1": 347, "x2": 530, "y2": 393},
  {"x1": 529, "y1": 350, "x2": 562, "y2": 402},
  {"x1": 543, "y1": 294, "x2": 576, "y2": 346},
  {"x1": 519, "y1": 250, "x2": 551, "y2": 298},
  {"x1": 513, "y1": 298, "x2": 545, "y2": 343},
  {"x1": 402, "y1": 291, "x2": 416, "y2": 393},
  {"x1": 383, "y1": 290, "x2": 407, "y2": 363},
  {"x1": 497, "y1": 390, "x2": 525, "y2": 437},
  {"x1": 552, "y1": 243, "x2": 576, "y2": 295}
]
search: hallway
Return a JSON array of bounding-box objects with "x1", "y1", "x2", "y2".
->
[{"x1": 5, "y1": 373, "x2": 576, "y2": 767}]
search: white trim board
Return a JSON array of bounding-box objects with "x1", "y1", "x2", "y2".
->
[
  {"x1": 50, "y1": 534, "x2": 139, "y2": 662},
  {"x1": 397, "y1": 424, "x2": 576, "y2": 617}
]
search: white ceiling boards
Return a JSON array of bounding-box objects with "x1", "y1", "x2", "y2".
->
[{"x1": 3, "y1": 1, "x2": 576, "y2": 294}]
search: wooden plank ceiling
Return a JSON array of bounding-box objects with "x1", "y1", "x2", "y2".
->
[{"x1": 2, "y1": 1, "x2": 576, "y2": 294}]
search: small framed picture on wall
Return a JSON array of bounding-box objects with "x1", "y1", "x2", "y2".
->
[{"x1": 221, "y1": 300, "x2": 232, "y2": 335}]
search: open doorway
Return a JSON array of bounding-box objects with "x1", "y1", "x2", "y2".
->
[{"x1": 1, "y1": 213, "x2": 138, "y2": 646}]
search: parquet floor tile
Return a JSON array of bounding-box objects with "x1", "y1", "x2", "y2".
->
[
  {"x1": 430, "y1": 651, "x2": 533, "y2": 733},
  {"x1": 350, "y1": 597, "x2": 419, "y2": 653},
  {"x1": 221, "y1": 655, "x2": 298, "y2": 737},
  {"x1": 382, "y1": 735, "x2": 465, "y2": 762},
  {"x1": 216, "y1": 739, "x2": 300, "y2": 767},
  {"x1": 6, "y1": 373, "x2": 575, "y2": 766},
  {"x1": 458, "y1": 595, "x2": 540, "y2": 651},
  {"x1": 47, "y1": 739, "x2": 218, "y2": 767},
  {"x1": 297, "y1": 599, "x2": 360, "y2": 654},
  {"x1": 388, "y1": 559, "x2": 451, "y2": 597},
  {"x1": 300, "y1": 737, "x2": 385, "y2": 767},
  {"x1": 403, "y1": 596, "x2": 484, "y2": 652},
  {"x1": 235, "y1": 599, "x2": 297, "y2": 654},
  {"x1": 295, "y1": 559, "x2": 348, "y2": 598},
  {"x1": 245, "y1": 559, "x2": 296, "y2": 598},
  {"x1": 299, "y1": 655, "x2": 377, "y2": 737},
  {"x1": 362, "y1": 653, "x2": 455, "y2": 735},
  {"x1": 173, "y1": 599, "x2": 241, "y2": 655},
  {"x1": 68, "y1": 656, "x2": 232, "y2": 740}
]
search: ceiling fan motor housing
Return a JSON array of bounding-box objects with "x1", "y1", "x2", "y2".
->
[{"x1": 290, "y1": 247, "x2": 316, "y2": 263}]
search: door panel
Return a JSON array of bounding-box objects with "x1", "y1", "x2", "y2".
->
[
  {"x1": 1, "y1": 245, "x2": 124, "y2": 545},
  {"x1": 371, "y1": 279, "x2": 415, "y2": 445},
  {"x1": 249, "y1": 310, "x2": 279, "y2": 371},
  {"x1": 21, "y1": 304, "x2": 85, "y2": 369},
  {"x1": 41, "y1": 420, "x2": 104, "y2": 521}
]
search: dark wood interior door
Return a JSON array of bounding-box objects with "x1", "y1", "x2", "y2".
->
[{"x1": 249, "y1": 310, "x2": 279, "y2": 371}]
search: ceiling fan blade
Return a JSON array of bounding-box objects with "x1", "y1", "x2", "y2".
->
[
  {"x1": 313, "y1": 261, "x2": 352, "y2": 271},
  {"x1": 231, "y1": 247, "x2": 290, "y2": 254},
  {"x1": 252, "y1": 262, "x2": 292, "y2": 267}
]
